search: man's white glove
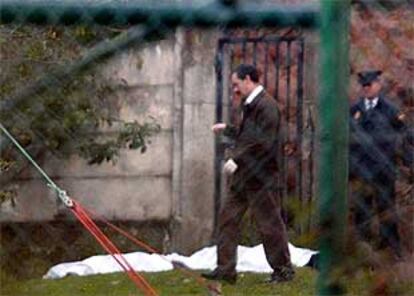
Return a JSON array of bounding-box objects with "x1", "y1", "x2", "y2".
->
[{"x1": 223, "y1": 158, "x2": 238, "y2": 175}]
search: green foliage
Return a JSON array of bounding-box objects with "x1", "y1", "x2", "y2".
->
[
  {"x1": 0, "y1": 24, "x2": 160, "y2": 182},
  {"x1": 74, "y1": 25, "x2": 98, "y2": 45},
  {"x1": 0, "y1": 158, "x2": 14, "y2": 172},
  {"x1": 0, "y1": 190, "x2": 16, "y2": 206},
  {"x1": 79, "y1": 119, "x2": 161, "y2": 165}
]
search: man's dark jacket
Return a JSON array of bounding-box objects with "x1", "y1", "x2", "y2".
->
[{"x1": 224, "y1": 90, "x2": 280, "y2": 190}]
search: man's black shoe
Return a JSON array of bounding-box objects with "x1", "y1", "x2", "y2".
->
[
  {"x1": 201, "y1": 269, "x2": 237, "y2": 284},
  {"x1": 266, "y1": 267, "x2": 295, "y2": 284}
]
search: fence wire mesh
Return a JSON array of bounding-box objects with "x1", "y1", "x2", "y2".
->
[{"x1": 0, "y1": 1, "x2": 413, "y2": 295}]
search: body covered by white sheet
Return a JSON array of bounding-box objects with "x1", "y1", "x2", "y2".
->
[{"x1": 44, "y1": 243, "x2": 318, "y2": 279}]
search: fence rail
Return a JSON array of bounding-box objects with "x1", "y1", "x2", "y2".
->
[{"x1": 0, "y1": 1, "x2": 319, "y2": 28}]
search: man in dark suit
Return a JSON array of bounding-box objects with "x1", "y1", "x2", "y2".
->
[
  {"x1": 202, "y1": 64, "x2": 294, "y2": 284},
  {"x1": 349, "y1": 70, "x2": 411, "y2": 259}
]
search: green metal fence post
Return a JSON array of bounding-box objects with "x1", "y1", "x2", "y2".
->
[{"x1": 318, "y1": 0, "x2": 350, "y2": 294}]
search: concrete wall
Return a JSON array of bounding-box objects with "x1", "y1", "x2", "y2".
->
[
  {"x1": 171, "y1": 30, "x2": 218, "y2": 253},
  {"x1": 0, "y1": 29, "x2": 219, "y2": 254},
  {"x1": 1, "y1": 38, "x2": 177, "y2": 223}
]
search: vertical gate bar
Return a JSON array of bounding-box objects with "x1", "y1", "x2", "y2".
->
[
  {"x1": 318, "y1": 0, "x2": 350, "y2": 294},
  {"x1": 296, "y1": 39, "x2": 305, "y2": 234},
  {"x1": 214, "y1": 40, "x2": 225, "y2": 235},
  {"x1": 286, "y1": 41, "x2": 291, "y2": 125},
  {"x1": 307, "y1": 110, "x2": 315, "y2": 232},
  {"x1": 264, "y1": 40, "x2": 269, "y2": 88},
  {"x1": 274, "y1": 40, "x2": 284, "y2": 220},
  {"x1": 242, "y1": 39, "x2": 247, "y2": 63},
  {"x1": 274, "y1": 41, "x2": 280, "y2": 100},
  {"x1": 283, "y1": 41, "x2": 292, "y2": 207},
  {"x1": 228, "y1": 44, "x2": 235, "y2": 121},
  {"x1": 252, "y1": 41, "x2": 258, "y2": 66},
  {"x1": 412, "y1": 164, "x2": 414, "y2": 201}
]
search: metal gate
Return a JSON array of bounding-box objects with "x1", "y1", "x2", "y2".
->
[{"x1": 214, "y1": 35, "x2": 315, "y2": 236}]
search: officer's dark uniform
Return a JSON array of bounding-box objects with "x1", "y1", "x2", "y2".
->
[{"x1": 349, "y1": 71, "x2": 409, "y2": 257}]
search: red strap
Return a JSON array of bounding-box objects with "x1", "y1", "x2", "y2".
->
[
  {"x1": 70, "y1": 200, "x2": 158, "y2": 296},
  {"x1": 82, "y1": 206, "x2": 221, "y2": 295},
  {"x1": 83, "y1": 207, "x2": 160, "y2": 254}
]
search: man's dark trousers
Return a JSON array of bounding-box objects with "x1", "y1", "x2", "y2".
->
[{"x1": 216, "y1": 184, "x2": 291, "y2": 274}]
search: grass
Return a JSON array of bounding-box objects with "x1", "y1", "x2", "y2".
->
[
  {"x1": 0, "y1": 267, "x2": 403, "y2": 296},
  {"x1": 2, "y1": 268, "x2": 317, "y2": 296},
  {"x1": 1, "y1": 266, "x2": 413, "y2": 295}
]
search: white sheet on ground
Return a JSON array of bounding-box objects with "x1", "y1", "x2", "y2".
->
[{"x1": 43, "y1": 243, "x2": 317, "y2": 279}]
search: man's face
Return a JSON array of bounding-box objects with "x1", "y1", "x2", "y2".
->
[
  {"x1": 362, "y1": 80, "x2": 381, "y2": 98},
  {"x1": 231, "y1": 73, "x2": 250, "y2": 98}
]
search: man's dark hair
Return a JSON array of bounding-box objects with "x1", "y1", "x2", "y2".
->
[{"x1": 234, "y1": 64, "x2": 260, "y2": 83}]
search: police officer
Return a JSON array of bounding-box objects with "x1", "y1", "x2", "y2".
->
[{"x1": 349, "y1": 70, "x2": 410, "y2": 259}]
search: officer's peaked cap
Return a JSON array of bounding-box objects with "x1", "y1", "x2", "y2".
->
[{"x1": 357, "y1": 70, "x2": 382, "y2": 86}]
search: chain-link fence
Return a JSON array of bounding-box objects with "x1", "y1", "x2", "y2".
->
[{"x1": 0, "y1": 1, "x2": 413, "y2": 295}]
